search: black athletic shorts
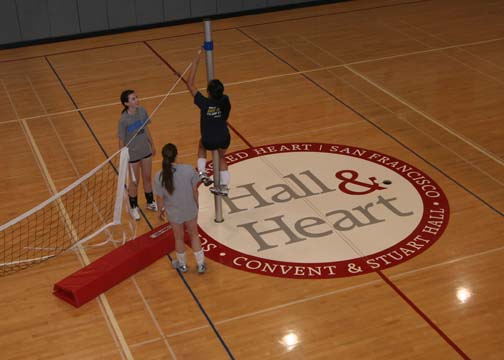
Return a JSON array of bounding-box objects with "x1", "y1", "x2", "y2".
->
[
  {"x1": 202, "y1": 136, "x2": 230, "y2": 151},
  {"x1": 129, "y1": 153, "x2": 152, "y2": 164}
]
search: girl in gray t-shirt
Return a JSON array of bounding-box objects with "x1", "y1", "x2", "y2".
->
[
  {"x1": 155, "y1": 143, "x2": 206, "y2": 274},
  {"x1": 118, "y1": 90, "x2": 158, "y2": 221}
]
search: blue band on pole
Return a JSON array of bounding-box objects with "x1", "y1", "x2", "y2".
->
[{"x1": 203, "y1": 41, "x2": 213, "y2": 51}]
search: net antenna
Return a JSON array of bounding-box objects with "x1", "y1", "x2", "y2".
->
[{"x1": 0, "y1": 59, "x2": 193, "y2": 276}]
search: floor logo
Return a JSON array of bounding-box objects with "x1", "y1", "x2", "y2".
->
[{"x1": 198, "y1": 143, "x2": 449, "y2": 279}]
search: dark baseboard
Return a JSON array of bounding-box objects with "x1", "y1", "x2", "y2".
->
[{"x1": 0, "y1": 0, "x2": 349, "y2": 50}]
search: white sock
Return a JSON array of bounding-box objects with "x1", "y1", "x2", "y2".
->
[
  {"x1": 220, "y1": 170, "x2": 230, "y2": 186},
  {"x1": 194, "y1": 250, "x2": 205, "y2": 266},
  {"x1": 176, "y1": 252, "x2": 187, "y2": 266},
  {"x1": 197, "y1": 158, "x2": 207, "y2": 173}
]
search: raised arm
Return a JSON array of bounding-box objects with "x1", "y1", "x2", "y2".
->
[{"x1": 185, "y1": 49, "x2": 202, "y2": 97}]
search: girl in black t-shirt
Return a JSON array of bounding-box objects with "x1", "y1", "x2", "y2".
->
[{"x1": 185, "y1": 51, "x2": 231, "y2": 196}]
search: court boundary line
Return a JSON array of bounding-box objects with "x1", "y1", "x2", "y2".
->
[
  {"x1": 236, "y1": 26, "x2": 474, "y2": 358},
  {"x1": 0, "y1": 0, "x2": 434, "y2": 64},
  {"x1": 295, "y1": 34, "x2": 504, "y2": 187},
  {"x1": 340, "y1": 67, "x2": 504, "y2": 186},
  {"x1": 399, "y1": 19, "x2": 504, "y2": 72},
  {"x1": 230, "y1": 33, "x2": 497, "y2": 358},
  {"x1": 126, "y1": 245, "x2": 504, "y2": 349},
  {"x1": 46, "y1": 54, "x2": 235, "y2": 360},
  {"x1": 26, "y1": 76, "x2": 178, "y2": 360},
  {"x1": 346, "y1": 61, "x2": 503, "y2": 167},
  {"x1": 25, "y1": 76, "x2": 132, "y2": 359},
  {"x1": 129, "y1": 276, "x2": 178, "y2": 359},
  {"x1": 0, "y1": 79, "x2": 133, "y2": 360},
  {"x1": 235, "y1": 28, "x2": 504, "y2": 218},
  {"x1": 144, "y1": 40, "x2": 237, "y2": 360},
  {"x1": 4, "y1": 34, "x2": 504, "y2": 124},
  {"x1": 392, "y1": 20, "x2": 504, "y2": 85},
  {"x1": 377, "y1": 270, "x2": 470, "y2": 359},
  {"x1": 0, "y1": 33, "x2": 501, "y2": 159},
  {"x1": 223, "y1": 96, "x2": 476, "y2": 358}
]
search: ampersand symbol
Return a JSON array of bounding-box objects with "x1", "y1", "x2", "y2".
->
[
  {"x1": 347, "y1": 263, "x2": 363, "y2": 274},
  {"x1": 335, "y1": 170, "x2": 386, "y2": 195}
]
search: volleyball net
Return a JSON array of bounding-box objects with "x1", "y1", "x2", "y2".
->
[
  {"x1": 0, "y1": 53, "x2": 194, "y2": 276},
  {"x1": 0, "y1": 148, "x2": 130, "y2": 275}
]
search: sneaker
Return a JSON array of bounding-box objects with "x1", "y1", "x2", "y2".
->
[
  {"x1": 197, "y1": 263, "x2": 206, "y2": 274},
  {"x1": 198, "y1": 171, "x2": 213, "y2": 187},
  {"x1": 172, "y1": 260, "x2": 188, "y2": 273},
  {"x1": 210, "y1": 185, "x2": 228, "y2": 197},
  {"x1": 129, "y1": 206, "x2": 141, "y2": 221},
  {"x1": 219, "y1": 185, "x2": 229, "y2": 196},
  {"x1": 146, "y1": 201, "x2": 158, "y2": 212}
]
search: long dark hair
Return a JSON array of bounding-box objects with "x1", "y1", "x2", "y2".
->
[
  {"x1": 120, "y1": 89, "x2": 135, "y2": 113},
  {"x1": 161, "y1": 143, "x2": 178, "y2": 194},
  {"x1": 207, "y1": 79, "x2": 224, "y2": 100}
]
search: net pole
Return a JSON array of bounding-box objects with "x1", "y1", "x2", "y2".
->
[{"x1": 203, "y1": 19, "x2": 224, "y2": 223}]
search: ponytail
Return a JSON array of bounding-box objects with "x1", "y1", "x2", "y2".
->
[
  {"x1": 161, "y1": 143, "x2": 178, "y2": 194},
  {"x1": 120, "y1": 89, "x2": 135, "y2": 114}
]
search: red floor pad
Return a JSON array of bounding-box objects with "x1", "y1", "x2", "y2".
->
[{"x1": 53, "y1": 224, "x2": 174, "y2": 308}]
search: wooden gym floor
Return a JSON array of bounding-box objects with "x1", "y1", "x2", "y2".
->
[{"x1": 0, "y1": 0, "x2": 502, "y2": 359}]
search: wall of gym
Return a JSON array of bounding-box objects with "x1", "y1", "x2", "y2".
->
[{"x1": 0, "y1": 0, "x2": 339, "y2": 47}]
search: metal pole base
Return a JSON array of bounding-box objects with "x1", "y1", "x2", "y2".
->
[{"x1": 212, "y1": 150, "x2": 223, "y2": 223}]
